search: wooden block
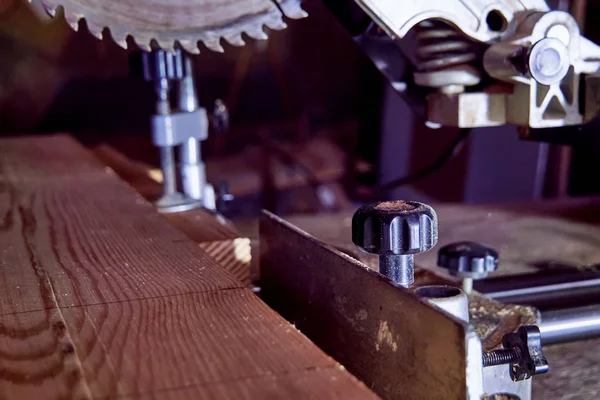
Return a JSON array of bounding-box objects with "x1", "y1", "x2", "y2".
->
[
  {"x1": 125, "y1": 368, "x2": 368, "y2": 400},
  {"x1": 60, "y1": 289, "x2": 343, "y2": 397},
  {"x1": 93, "y1": 144, "x2": 252, "y2": 285},
  {"x1": 0, "y1": 134, "x2": 377, "y2": 399},
  {"x1": 0, "y1": 164, "x2": 241, "y2": 310},
  {"x1": 0, "y1": 309, "x2": 91, "y2": 399},
  {"x1": 198, "y1": 238, "x2": 252, "y2": 286}
]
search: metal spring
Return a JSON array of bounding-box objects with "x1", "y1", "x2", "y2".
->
[{"x1": 414, "y1": 20, "x2": 481, "y2": 88}]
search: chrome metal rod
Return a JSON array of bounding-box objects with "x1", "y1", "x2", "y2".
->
[
  {"x1": 541, "y1": 305, "x2": 600, "y2": 345},
  {"x1": 379, "y1": 254, "x2": 414, "y2": 287},
  {"x1": 160, "y1": 147, "x2": 177, "y2": 195},
  {"x1": 475, "y1": 270, "x2": 600, "y2": 310},
  {"x1": 177, "y1": 56, "x2": 198, "y2": 113},
  {"x1": 181, "y1": 137, "x2": 201, "y2": 165},
  {"x1": 155, "y1": 78, "x2": 171, "y2": 115},
  {"x1": 180, "y1": 139, "x2": 205, "y2": 200}
]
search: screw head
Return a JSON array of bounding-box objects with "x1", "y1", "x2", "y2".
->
[
  {"x1": 528, "y1": 37, "x2": 570, "y2": 85},
  {"x1": 352, "y1": 201, "x2": 438, "y2": 256},
  {"x1": 437, "y1": 241, "x2": 499, "y2": 279}
]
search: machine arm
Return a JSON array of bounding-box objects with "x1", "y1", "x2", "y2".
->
[
  {"x1": 30, "y1": 0, "x2": 600, "y2": 129},
  {"x1": 334, "y1": 0, "x2": 600, "y2": 129}
]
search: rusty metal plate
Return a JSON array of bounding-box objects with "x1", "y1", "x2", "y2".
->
[{"x1": 259, "y1": 211, "x2": 472, "y2": 400}]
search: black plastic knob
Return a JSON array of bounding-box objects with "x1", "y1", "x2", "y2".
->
[
  {"x1": 352, "y1": 200, "x2": 438, "y2": 255},
  {"x1": 352, "y1": 201, "x2": 438, "y2": 287},
  {"x1": 437, "y1": 241, "x2": 498, "y2": 278}
]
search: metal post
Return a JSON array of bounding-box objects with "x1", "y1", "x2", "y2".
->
[
  {"x1": 540, "y1": 305, "x2": 600, "y2": 345},
  {"x1": 176, "y1": 53, "x2": 211, "y2": 205},
  {"x1": 379, "y1": 254, "x2": 414, "y2": 287}
]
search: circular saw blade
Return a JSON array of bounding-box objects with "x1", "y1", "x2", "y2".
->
[{"x1": 34, "y1": 0, "x2": 307, "y2": 53}]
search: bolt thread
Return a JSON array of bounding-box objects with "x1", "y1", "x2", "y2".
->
[{"x1": 483, "y1": 347, "x2": 521, "y2": 367}]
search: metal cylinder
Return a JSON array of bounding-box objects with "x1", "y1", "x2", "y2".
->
[
  {"x1": 181, "y1": 137, "x2": 201, "y2": 164},
  {"x1": 160, "y1": 146, "x2": 177, "y2": 195},
  {"x1": 415, "y1": 285, "x2": 470, "y2": 323},
  {"x1": 177, "y1": 59, "x2": 198, "y2": 113},
  {"x1": 379, "y1": 254, "x2": 414, "y2": 287},
  {"x1": 541, "y1": 305, "x2": 600, "y2": 345},
  {"x1": 155, "y1": 77, "x2": 171, "y2": 116},
  {"x1": 474, "y1": 269, "x2": 600, "y2": 310},
  {"x1": 180, "y1": 138, "x2": 205, "y2": 201}
]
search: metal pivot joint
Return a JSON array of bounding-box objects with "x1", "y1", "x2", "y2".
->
[
  {"x1": 483, "y1": 325, "x2": 549, "y2": 381},
  {"x1": 437, "y1": 241, "x2": 499, "y2": 293},
  {"x1": 352, "y1": 201, "x2": 438, "y2": 287}
]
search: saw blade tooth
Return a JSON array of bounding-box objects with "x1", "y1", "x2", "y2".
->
[
  {"x1": 111, "y1": 33, "x2": 129, "y2": 50},
  {"x1": 202, "y1": 39, "x2": 225, "y2": 53},
  {"x1": 278, "y1": 0, "x2": 309, "y2": 20},
  {"x1": 136, "y1": 41, "x2": 152, "y2": 52},
  {"x1": 116, "y1": 39, "x2": 128, "y2": 49},
  {"x1": 154, "y1": 39, "x2": 176, "y2": 53},
  {"x1": 105, "y1": 27, "x2": 129, "y2": 49},
  {"x1": 86, "y1": 23, "x2": 104, "y2": 40},
  {"x1": 178, "y1": 40, "x2": 201, "y2": 54},
  {"x1": 41, "y1": 2, "x2": 58, "y2": 17},
  {"x1": 261, "y1": 6, "x2": 287, "y2": 31},
  {"x1": 266, "y1": 19, "x2": 288, "y2": 31},
  {"x1": 64, "y1": 12, "x2": 81, "y2": 31},
  {"x1": 245, "y1": 26, "x2": 269, "y2": 41},
  {"x1": 224, "y1": 33, "x2": 246, "y2": 47}
]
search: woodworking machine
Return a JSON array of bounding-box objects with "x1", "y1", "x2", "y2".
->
[
  {"x1": 24, "y1": 0, "x2": 600, "y2": 398},
  {"x1": 28, "y1": 0, "x2": 600, "y2": 212}
]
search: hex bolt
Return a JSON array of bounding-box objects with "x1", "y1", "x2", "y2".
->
[
  {"x1": 352, "y1": 201, "x2": 438, "y2": 287},
  {"x1": 483, "y1": 325, "x2": 549, "y2": 381},
  {"x1": 437, "y1": 241, "x2": 498, "y2": 294}
]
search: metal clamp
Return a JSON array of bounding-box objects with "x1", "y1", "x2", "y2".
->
[{"x1": 483, "y1": 325, "x2": 549, "y2": 381}]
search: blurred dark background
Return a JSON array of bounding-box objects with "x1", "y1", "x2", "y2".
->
[{"x1": 1, "y1": 0, "x2": 600, "y2": 216}]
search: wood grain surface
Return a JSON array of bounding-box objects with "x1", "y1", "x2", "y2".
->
[
  {"x1": 0, "y1": 134, "x2": 378, "y2": 399},
  {"x1": 93, "y1": 144, "x2": 252, "y2": 285}
]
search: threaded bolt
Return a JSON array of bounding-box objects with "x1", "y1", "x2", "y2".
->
[{"x1": 483, "y1": 347, "x2": 522, "y2": 367}]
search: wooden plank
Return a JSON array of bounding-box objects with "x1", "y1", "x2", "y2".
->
[
  {"x1": 126, "y1": 368, "x2": 365, "y2": 399},
  {"x1": 0, "y1": 134, "x2": 378, "y2": 399},
  {"x1": 0, "y1": 308, "x2": 91, "y2": 399},
  {"x1": 260, "y1": 211, "x2": 469, "y2": 400},
  {"x1": 60, "y1": 290, "x2": 340, "y2": 397},
  {"x1": 92, "y1": 144, "x2": 252, "y2": 285}
]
